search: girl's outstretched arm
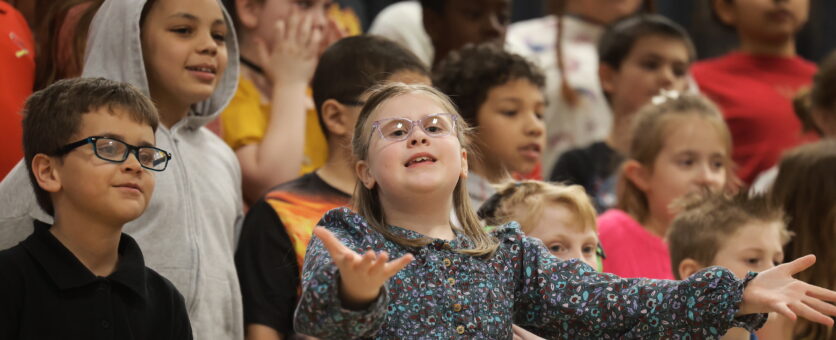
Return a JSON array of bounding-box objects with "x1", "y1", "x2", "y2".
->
[
  {"x1": 739, "y1": 255, "x2": 836, "y2": 325},
  {"x1": 501, "y1": 224, "x2": 767, "y2": 338},
  {"x1": 294, "y1": 225, "x2": 413, "y2": 338}
]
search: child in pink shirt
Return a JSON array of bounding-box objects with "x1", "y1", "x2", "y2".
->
[{"x1": 599, "y1": 93, "x2": 733, "y2": 279}]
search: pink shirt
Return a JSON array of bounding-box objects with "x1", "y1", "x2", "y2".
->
[{"x1": 598, "y1": 209, "x2": 674, "y2": 280}]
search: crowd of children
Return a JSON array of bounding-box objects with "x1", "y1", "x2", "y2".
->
[{"x1": 1, "y1": 0, "x2": 836, "y2": 339}]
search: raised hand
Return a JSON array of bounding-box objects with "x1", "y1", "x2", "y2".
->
[
  {"x1": 255, "y1": 8, "x2": 324, "y2": 85},
  {"x1": 740, "y1": 255, "x2": 836, "y2": 326},
  {"x1": 313, "y1": 227, "x2": 414, "y2": 309}
]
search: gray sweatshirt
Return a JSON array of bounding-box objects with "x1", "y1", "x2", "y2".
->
[{"x1": 0, "y1": 0, "x2": 244, "y2": 338}]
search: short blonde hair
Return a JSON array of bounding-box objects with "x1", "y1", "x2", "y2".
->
[
  {"x1": 668, "y1": 192, "x2": 791, "y2": 280},
  {"x1": 351, "y1": 82, "x2": 499, "y2": 257},
  {"x1": 478, "y1": 180, "x2": 597, "y2": 235},
  {"x1": 617, "y1": 94, "x2": 734, "y2": 223}
]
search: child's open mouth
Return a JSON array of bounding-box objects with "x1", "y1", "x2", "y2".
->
[
  {"x1": 519, "y1": 144, "x2": 541, "y2": 161},
  {"x1": 404, "y1": 153, "x2": 437, "y2": 167},
  {"x1": 186, "y1": 64, "x2": 217, "y2": 81}
]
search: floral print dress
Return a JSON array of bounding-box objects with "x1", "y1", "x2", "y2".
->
[{"x1": 294, "y1": 208, "x2": 766, "y2": 339}]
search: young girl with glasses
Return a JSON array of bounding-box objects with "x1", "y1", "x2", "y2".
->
[{"x1": 293, "y1": 82, "x2": 836, "y2": 339}]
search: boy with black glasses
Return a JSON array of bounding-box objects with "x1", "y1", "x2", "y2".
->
[{"x1": 0, "y1": 78, "x2": 191, "y2": 339}]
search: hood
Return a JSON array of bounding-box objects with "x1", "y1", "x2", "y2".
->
[{"x1": 82, "y1": 0, "x2": 239, "y2": 130}]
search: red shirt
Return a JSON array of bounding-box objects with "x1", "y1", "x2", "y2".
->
[
  {"x1": 692, "y1": 52, "x2": 818, "y2": 184},
  {"x1": 0, "y1": 3, "x2": 34, "y2": 180}
]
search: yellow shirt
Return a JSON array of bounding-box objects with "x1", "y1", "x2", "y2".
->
[
  {"x1": 219, "y1": 77, "x2": 327, "y2": 174},
  {"x1": 219, "y1": 5, "x2": 361, "y2": 175}
]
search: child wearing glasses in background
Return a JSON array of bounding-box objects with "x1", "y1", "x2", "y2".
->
[
  {"x1": 292, "y1": 82, "x2": 836, "y2": 339},
  {"x1": 0, "y1": 78, "x2": 190, "y2": 339}
]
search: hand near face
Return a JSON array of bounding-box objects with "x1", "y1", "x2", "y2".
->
[
  {"x1": 739, "y1": 255, "x2": 836, "y2": 326},
  {"x1": 256, "y1": 8, "x2": 323, "y2": 85},
  {"x1": 313, "y1": 227, "x2": 414, "y2": 309},
  {"x1": 318, "y1": 16, "x2": 346, "y2": 57}
]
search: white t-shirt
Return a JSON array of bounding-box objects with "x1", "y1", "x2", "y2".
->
[
  {"x1": 368, "y1": 1, "x2": 434, "y2": 67},
  {"x1": 506, "y1": 15, "x2": 612, "y2": 178}
]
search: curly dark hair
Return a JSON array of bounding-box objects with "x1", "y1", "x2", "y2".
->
[{"x1": 432, "y1": 43, "x2": 545, "y2": 127}]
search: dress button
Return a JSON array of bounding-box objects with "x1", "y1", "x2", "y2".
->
[
  {"x1": 453, "y1": 303, "x2": 462, "y2": 312},
  {"x1": 443, "y1": 258, "x2": 452, "y2": 267},
  {"x1": 101, "y1": 320, "x2": 110, "y2": 329},
  {"x1": 456, "y1": 325, "x2": 465, "y2": 334},
  {"x1": 447, "y1": 277, "x2": 456, "y2": 285}
]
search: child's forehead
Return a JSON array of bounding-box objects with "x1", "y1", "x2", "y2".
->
[
  {"x1": 76, "y1": 106, "x2": 156, "y2": 144},
  {"x1": 626, "y1": 34, "x2": 692, "y2": 60},
  {"x1": 372, "y1": 93, "x2": 448, "y2": 120},
  {"x1": 719, "y1": 220, "x2": 786, "y2": 250},
  {"x1": 149, "y1": 0, "x2": 226, "y2": 23}
]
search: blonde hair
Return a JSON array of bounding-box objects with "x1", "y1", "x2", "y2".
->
[
  {"x1": 770, "y1": 140, "x2": 836, "y2": 340},
  {"x1": 668, "y1": 192, "x2": 790, "y2": 280},
  {"x1": 478, "y1": 180, "x2": 597, "y2": 235},
  {"x1": 617, "y1": 94, "x2": 734, "y2": 223},
  {"x1": 351, "y1": 83, "x2": 499, "y2": 257}
]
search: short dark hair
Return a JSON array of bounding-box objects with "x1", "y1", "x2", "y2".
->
[
  {"x1": 419, "y1": 0, "x2": 444, "y2": 14},
  {"x1": 432, "y1": 43, "x2": 545, "y2": 128},
  {"x1": 22, "y1": 77, "x2": 160, "y2": 216},
  {"x1": 312, "y1": 35, "x2": 429, "y2": 139},
  {"x1": 667, "y1": 192, "x2": 791, "y2": 280},
  {"x1": 598, "y1": 14, "x2": 695, "y2": 70}
]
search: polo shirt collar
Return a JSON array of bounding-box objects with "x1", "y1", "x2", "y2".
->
[{"x1": 22, "y1": 220, "x2": 149, "y2": 300}]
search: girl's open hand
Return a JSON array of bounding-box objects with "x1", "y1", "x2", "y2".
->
[
  {"x1": 314, "y1": 227, "x2": 414, "y2": 309},
  {"x1": 740, "y1": 255, "x2": 836, "y2": 326},
  {"x1": 256, "y1": 8, "x2": 323, "y2": 85}
]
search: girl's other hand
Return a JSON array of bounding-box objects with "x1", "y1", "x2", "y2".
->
[
  {"x1": 256, "y1": 8, "x2": 323, "y2": 85},
  {"x1": 739, "y1": 255, "x2": 836, "y2": 326},
  {"x1": 313, "y1": 227, "x2": 414, "y2": 309},
  {"x1": 512, "y1": 325, "x2": 545, "y2": 340}
]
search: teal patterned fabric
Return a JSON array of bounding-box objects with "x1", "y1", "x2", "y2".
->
[{"x1": 294, "y1": 208, "x2": 767, "y2": 339}]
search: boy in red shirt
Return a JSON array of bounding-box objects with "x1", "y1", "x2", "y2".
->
[{"x1": 692, "y1": 0, "x2": 817, "y2": 184}]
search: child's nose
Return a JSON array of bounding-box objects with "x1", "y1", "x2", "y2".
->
[
  {"x1": 197, "y1": 32, "x2": 219, "y2": 56},
  {"x1": 524, "y1": 113, "x2": 545, "y2": 137},
  {"x1": 408, "y1": 127, "x2": 430, "y2": 146},
  {"x1": 122, "y1": 151, "x2": 143, "y2": 172}
]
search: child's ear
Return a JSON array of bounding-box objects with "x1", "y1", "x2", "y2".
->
[
  {"x1": 235, "y1": 0, "x2": 262, "y2": 29},
  {"x1": 355, "y1": 160, "x2": 376, "y2": 189},
  {"x1": 677, "y1": 258, "x2": 704, "y2": 280},
  {"x1": 711, "y1": 0, "x2": 736, "y2": 26},
  {"x1": 811, "y1": 107, "x2": 835, "y2": 136},
  {"x1": 622, "y1": 160, "x2": 651, "y2": 192},
  {"x1": 460, "y1": 149, "x2": 468, "y2": 178},
  {"x1": 321, "y1": 99, "x2": 350, "y2": 138},
  {"x1": 598, "y1": 63, "x2": 618, "y2": 96},
  {"x1": 31, "y1": 154, "x2": 62, "y2": 193}
]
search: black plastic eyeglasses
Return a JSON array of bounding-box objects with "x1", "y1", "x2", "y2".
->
[{"x1": 55, "y1": 136, "x2": 172, "y2": 172}]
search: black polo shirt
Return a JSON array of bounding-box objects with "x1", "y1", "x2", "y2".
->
[{"x1": 0, "y1": 221, "x2": 193, "y2": 340}]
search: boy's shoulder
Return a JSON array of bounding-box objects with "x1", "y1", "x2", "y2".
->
[
  {"x1": 0, "y1": 241, "x2": 30, "y2": 280},
  {"x1": 142, "y1": 265, "x2": 188, "y2": 306}
]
